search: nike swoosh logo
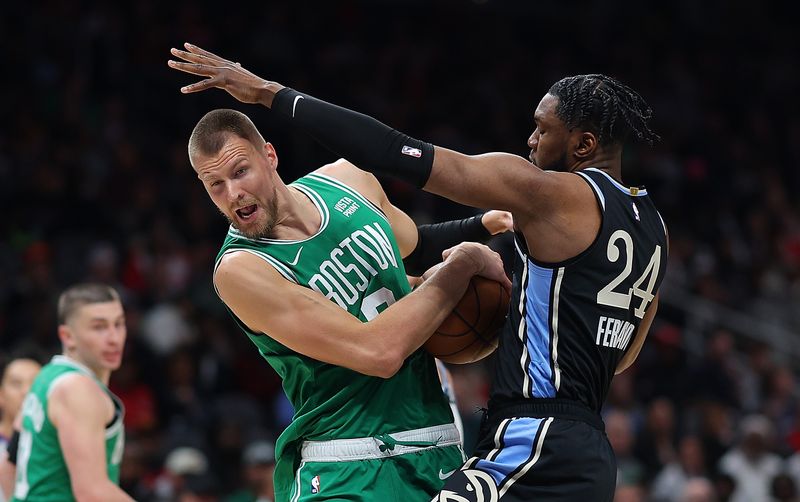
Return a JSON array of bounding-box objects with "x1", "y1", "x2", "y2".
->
[
  {"x1": 438, "y1": 468, "x2": 457, "y2": 480},
  {"x1": 288, "y1": 247, "x2": 304, "y2": 266},
  {"x1": 292, "y1": 95, "x2": 304, "y2": 117}
]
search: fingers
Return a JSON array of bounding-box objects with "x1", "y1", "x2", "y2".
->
[
  {"x1": 170, "y1": 47, "x2": 226, "y2": 67},
  {"x1": 183, "y1": 42, "x2": 227, "y2": 62},
  {"x1": 167, "y1": 59, "x2": 219, "y2": 77},
  {"x1": 178, "y1": 76, "x2": 221, "y2": 94}
]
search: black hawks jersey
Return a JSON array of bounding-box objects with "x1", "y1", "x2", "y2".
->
[{"x1": 491, "y1": 168, "x2": 668, "y2": 413}]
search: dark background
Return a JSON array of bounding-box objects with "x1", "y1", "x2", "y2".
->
[{"x1": 1, "y1": 1, "x2": 799, "y2": 500}]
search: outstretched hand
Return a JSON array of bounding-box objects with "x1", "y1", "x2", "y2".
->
[{"x1": 167, "y1": 43, "x2": 284, "y2": 106}]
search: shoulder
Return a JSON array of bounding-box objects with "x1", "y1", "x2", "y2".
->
[
  {"x1": 48, "y1": 372, "x2": 101, "y2": 402},
  {"x1": 47, "y1": 373, "x2": 107, "y2": 424},
  {"x1": 312, "y1": 159, "x2": 386, "y2": 206},
  {"x1": 215, "y1": 250, "x2": 289, "y2": 288},
  {"x1": 214, "y1": 250, "x2": 295, "y2": 311}
]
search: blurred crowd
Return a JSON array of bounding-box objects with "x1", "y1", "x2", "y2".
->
[{"x1": 1, "y1": 1, "x2": 799, "y2": 500}]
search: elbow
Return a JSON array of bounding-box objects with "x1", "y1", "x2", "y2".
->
[
  {"x1": 359, "y1": 345, "x2": 404, "y2": 379},
  {"x1": 374, "y1": 356, "x2": 404, "y2": 379}
]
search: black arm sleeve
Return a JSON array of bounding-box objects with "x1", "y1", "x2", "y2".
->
[
  {"x1": 403, "y1": 214, "x2": 492, "y2": 276},
  {"x1": 6, "y1": 430, "x2": 19, "y2": 465},
  {"x1": 272, "y1": 88, "x2": 434, "y2": 188}
]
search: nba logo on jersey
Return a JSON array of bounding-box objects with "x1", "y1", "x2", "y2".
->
[
  {"x1": 632, "y1": 202, "x2": 640, "y2": 221},
  {"x1": 311, "y1": 475, "x2": 321, "y2": 494}
]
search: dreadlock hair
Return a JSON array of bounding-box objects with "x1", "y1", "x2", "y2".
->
[{"x1": 547, "y1": 74, "x2": 660, "y2": 147}]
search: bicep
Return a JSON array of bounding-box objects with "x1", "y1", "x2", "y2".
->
[
  {"x1": 426, "y1": 148, "x2": 548, "y2": 216},
  {"x1": 215, "y1": 253, "x2": 382, "y2": 371}
]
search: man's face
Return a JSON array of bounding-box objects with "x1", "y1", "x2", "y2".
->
[
  {"x1": 0, "y1": 359, "x2": 41, "y2": 417},
  {"x1": 527, "y1": 93, "x2": 574, "y2": 171},
  {"x1": 62, "y1": 301, "x2": 126, "y2": 374},
  {"x1": 194, "y1": 137, "x2": 279, "y2": 240}
]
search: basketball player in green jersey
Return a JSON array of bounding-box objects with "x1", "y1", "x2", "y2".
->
[
  {"x1": 186, "y1": 108, "x2": 509, "y2": 501},
  {"x1": 0, "y1": 284, "x2": 131, "y2": 502}
]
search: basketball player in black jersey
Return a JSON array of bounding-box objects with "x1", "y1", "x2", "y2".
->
[{"x1": 170, "y1": 44, "x2": 668, "y2": 502}]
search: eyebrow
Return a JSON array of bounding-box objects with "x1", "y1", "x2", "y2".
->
[
  {"x1": 199, "y1": 157, "x2": 248, "y2": 182},
  {"x1": 88, "y1": 316, "x2": 125, "y2": 323}
]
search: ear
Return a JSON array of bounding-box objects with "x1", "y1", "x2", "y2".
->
[
  {"x1": 57, "y1": 324, "x2": 75, "y2": 350},
  {"x1": 263, "y1": 142, "x2": 279, "y2": 171},
  {"x1": 573, "y1": 131, "x2": 598, "y2": 160}
]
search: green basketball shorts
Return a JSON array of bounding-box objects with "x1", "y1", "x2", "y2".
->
[{"x1": 288, "y1": 424, "x2": 465, "y2": 502}]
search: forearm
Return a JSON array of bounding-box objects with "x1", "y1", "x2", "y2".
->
[
  {"x1": 269, "y1": 88, "x2": 434, "y2": 187},
  {"x1": 369, "y1": 256, "x2": 478, "y2": 375}
]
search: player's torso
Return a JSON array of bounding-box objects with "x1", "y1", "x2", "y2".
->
[
  {"x1": 492, "y1": 168, "x2": 668, "y2": 412},
  {"x1": 12, "y1": 356, "x2": 125, "y2": 502},
  {"x1": 215, "y1": 173, "x2": 452, "y2": 439}
]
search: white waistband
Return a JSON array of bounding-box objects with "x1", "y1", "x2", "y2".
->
[{"x1": 300, "y1": 423, "x2": 461, "y2": 461}]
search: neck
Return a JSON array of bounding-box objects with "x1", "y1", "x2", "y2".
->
[
  {"x1": 570, "y1": 149, "x2": 623, "y2": 181},
  {"x1": 62, "y1": 352, "x2": 111, "y2": 385},
  {"x1": 271, "y1": 184, "x2": 321, "y2": 240}
]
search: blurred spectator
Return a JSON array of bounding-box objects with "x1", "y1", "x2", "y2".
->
[
  {"x1": 738, "y1": 342, "x2": 774, "y2": 413},
  {"x1": 635, "y1": 397, "x2": 678, "y2": 480},
  {"x1": 614, "y1": 483, "x2": 646, "y2": 502},
  {"x1": 698, "y1": 402, "x2": 736, "y2": 473},
  {"x1": 650, "y1": 435, "x2": 707, "y2": 502},
  {"x1": 712, "y1": 473, "x2": 737, "y2": 502},
  {"x1": 718, "y1": 414, "x2": 784, "y2": 502},
  {"x1": 680, "y1": 477, "x2": 716, "y2": 502},
  {"x1": 225, "y1": 440, "x2": 276, "y2": 502},
  {"x1": 0, "y1": 351, "x2": 43, "y2": 448},
  {"x1": 688, "y1": 329, "x2": 742, "y2": 407},
  {"x1": 772, "y1": 473, "x2": 799, "y2": 502},
  {"x1": 635, "y1": 324, "x2": 689, "y2": 405},
  {"x1": 763, "y1": 365, "x2": 799, "y2": 455},
  {"x1": 178, "y1": 474, "x2": 222, "y2": 502},
  {"x1": 152, "y1": 446, "x2": 210, "y2": 502},
  {"x1": 607, "y1": 410, "x2": 645, "y2": 487}
]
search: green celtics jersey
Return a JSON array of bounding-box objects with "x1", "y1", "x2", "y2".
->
[
  {"x1": 214, "y1": 172, "x2": 454, "y2": 499},
  {"x1": 11, "y1": 356, "x2": 125, "y2": 502}
]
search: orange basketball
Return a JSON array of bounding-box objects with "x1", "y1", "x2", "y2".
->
[{"x1": 425, "y1": 276, "x2": 510, "y2": 364}]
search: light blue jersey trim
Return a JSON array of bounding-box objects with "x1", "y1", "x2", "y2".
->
[
  {"x1": 585, "y1": 168, "x2": 648, "y2": 196},
  {"x1": 475, "y1": 417, "x2": 553, "y2": 495},
  {"x1": 524, "y1": 263, "x2": 556, "y2": 398}
]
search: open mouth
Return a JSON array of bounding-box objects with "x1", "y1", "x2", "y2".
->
[{"x1": 236, "y1": 204, "x2": 258, "y2": 220}]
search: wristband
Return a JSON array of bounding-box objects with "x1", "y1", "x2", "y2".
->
[{"x1": 403, "y1": 213, "x2": 491, "y2": 276}]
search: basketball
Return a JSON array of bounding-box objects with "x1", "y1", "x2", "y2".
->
[{"x1": 425, "y1": 276, "x2": 510, "y2": 364}]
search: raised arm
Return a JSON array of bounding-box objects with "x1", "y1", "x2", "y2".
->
[
  {"x1": 167, "y1": 44, "x2": 550, "y2": 218},
  {"x1": 216, "y1": 240, "x2": 508, "y2": 378},
  {"x1": 316, "y1": 160, "x2": 513, "y2": 275},
  {"x1": 49, "y1": 375, "x2": 134, "y2": 502}
]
